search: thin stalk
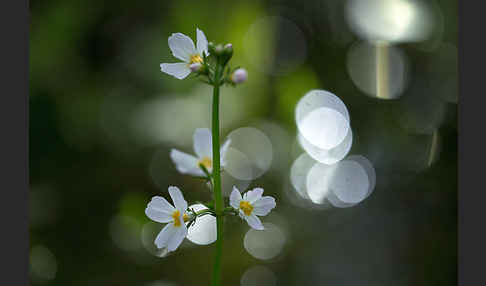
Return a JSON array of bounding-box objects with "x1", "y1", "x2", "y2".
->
[{"x1": 211, "y1": 64, "x2": 224, "y2": 286}]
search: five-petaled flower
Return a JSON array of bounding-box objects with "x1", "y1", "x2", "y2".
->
[
  {"x1": 145, "y1": 186, "x2": 191, "y2": 252},
  {"x1": 230, "y1": 186, "x2": 276, "y2": 230},
  {"x1": 170, "y1": 128, "x2": 231, "y2": 177},
  {"x1": 160, "y1": 28, "x2": 209, "y2": 79}
]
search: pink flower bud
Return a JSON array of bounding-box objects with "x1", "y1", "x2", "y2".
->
[
  {"x1": 189, "y1": 63, "x2": 202, "y2": 72},
  {"x1": 231, "y1": 68, "x2": 248, "y2": 84}
]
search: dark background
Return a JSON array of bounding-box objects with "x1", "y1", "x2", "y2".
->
[{"x1": 29, "y1": 0, "x2": 457, "y2": 285}]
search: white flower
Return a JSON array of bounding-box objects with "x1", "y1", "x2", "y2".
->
[
  {"x1": 145, "y1": 186, "x2": 191, "y2": 252},
  {"x1": 230, "y1": 186, "x2": 276, "y2": 230},
  {"x1": 160, "y1": 28, "x2": 209, "y2": 80},
  {"x1": 170, "y1": 128, "x2": 231, "y2": 177}
]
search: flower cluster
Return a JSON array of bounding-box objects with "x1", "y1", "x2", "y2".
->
[
  {"x1": 146, "y1": 28, "x2": 275, "y2": 254},
  {"x1": 160, "y1": 28, "x2": 247, "y2": 85}
]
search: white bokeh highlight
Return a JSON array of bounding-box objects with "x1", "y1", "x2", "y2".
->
[
  {"x1": 347, "y1": 41, "x2": 409, "y2": 99},
  {"x1": 186, "y1": 204, "x2": 217, "y2": 246},
  {"x1": 225, "y1": 127, "x2": 273, "y2": 180},
  {"x1": 346, "y1": 0, "x2": 434, "y2": 43},
  {"x1": 297, "y1": 128, "x2": 352, "y2": 165},
  {"x1": 329, "y1": 160, "x2": 370, "y2": 204},
  {"x1": 244, "y1": 223, "x2": 286, "y2": 260}
]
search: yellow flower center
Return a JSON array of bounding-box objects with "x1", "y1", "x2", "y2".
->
[
  {"x1": 172, "y1": 210, "x2": 182, "y2": 227},
  {"x1": 239, "y1": 201, "x2": 254, "y2": 216},
  {"x1": 198, "y1": 156, "x2": 212, "y2": 170},
  {"x1": 189, "y1": 54, "x2": 203, "y2": 64}
]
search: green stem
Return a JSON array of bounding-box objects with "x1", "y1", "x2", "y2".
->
[{"x1": 211, "y1": 64, "x2": 224, "y2": 286}]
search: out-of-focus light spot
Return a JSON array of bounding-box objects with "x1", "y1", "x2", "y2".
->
[
  {"x1": 290, "y1": 153, "x2": 316, "y2": 200},
  {"x1": 347, "y1": 41, "x2": 409, "y2": 99},
  {"x1": 109, "y1": 215, "x2": 142, "y2": 252},
  {"x1": 296, "y1": 89, "x2": 350, "y2": 125},
  {"x1": 347, "y1": 155, "x2": 376, "y2": 196},
  {"x1": 325, "y1": 191, "x2": 357, "y2": 208},
  {"x1": 244, "y1": 16, "x2": 307, "y2": 76},
  {"x1": 255, "y1": 121, "x2": 293, "y2": 173},
  {"x1": 346, "y1": 0, "x2": 434, "y2": 43},
  {"x1": 221, "y1": 170, "x2": 251, "y2": 197},
  {"x1": 225, "y1": 127, "x2": 273, "y2": 180},
  {"x1": 130, "y1": 95, "x2": 209, "y2": 147},
  {"x1": 224, "y1": 147, "x2": 254, "y2": 181},
  {"x1": 326, "y1": 155, "x2": 376, "y2": 208},
  {"x1": 328, "y1": 160, "x2": 370, "y2": 204},
  {"x1": 305, "y1": 155, "x2": 376, "y2": 207},
  {"x1": 412, "y1": 0, "x2": 444, "y2": 52},
  {"x1": 186, "y1": 204, "x2": 217, "y2": 246},
  {"x1": 306, "y1": 162, "x2": 337, "y2": 204},
  {"x1": 240, "y1": 265, "x2": 277, "y2": 286},
  {"x1": 244, "y1": 223, "x2": 286, "y2": 260},
  {"x1": 299, "y1": 107, "x2": 350, "y2": 150},
  {"x1": 141, "y1": 222, "x2": 169, "y2": 258},
  {"x1": 130, "y1": 85, "x2": 246, "y2": 148},
  {"x1": 297, "y1": 127, "x2": 352, "y2": 165},
  {"x1": 30, "y1": 245, "x2": 57, "y2": 281},
  {"x1": 295, "y1": 90, "x2": 351, "y2": 151}
]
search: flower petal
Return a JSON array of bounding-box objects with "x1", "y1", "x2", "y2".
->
[
  {"x1": 170, "y1": 149, "x2": 204, "y2": 176},
  {"x1": 196, "y1": 28, "x2": 209, "y2": 56},
  {"x1": 245, "y1": 214, "x2": 264, "y2": 230},
  {"x1": 243, "y1": 188, "x2": 264, "y2": 204},
  {"x1": 168, "y1": 33, "x2": 196, "y2": 62},
  {"x1": 193, "y1": 128, "x2": 212, "y2": 159},
  {"x1": 168, "y1": 186, "x2": 188, "y2": 212},
  {"x1": 220, "y1": 138, "x2": 231, "y2": 167},
  {"x1": 160, "y1": 63, "x2": 191, "y2": 80},
  {"x1": 154, "y1": 223, "x2": 175, "y2": 249},
  {"x1": 145, "y1": 196, "x2": 176, "y2": 223},
  {"x1": 230, "y1": 186, "x2": 242, "y2": 209},
  {"x1": 253, "y1": 196, "x2": 276, "y2": 216},
  {"x1": 167, "y1": 224, "x2": 188, "y2": 252}
]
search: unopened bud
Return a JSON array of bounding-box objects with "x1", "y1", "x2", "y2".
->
[
  {"x1": 189, "y1": 62, "x2": 202, "y2": 72},
  {"x1": 231, "y1": 68, "x2": 248, "y2": 84},
  {"x1": 214, "y1": 44, "x2": 224, "y2": 55},
  {"x1": 220, "y1": 43, "x2": 234, "y2": 66},
  {"x1": 208, "y1": 42, "x2": 216, "y2": 54}
]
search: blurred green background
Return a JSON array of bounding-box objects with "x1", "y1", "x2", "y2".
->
[{"x1": 29, "y1": 0, "x2": 457, "y2": 285}]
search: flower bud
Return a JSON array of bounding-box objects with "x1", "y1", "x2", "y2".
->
[
  {"x1": 208, "y1": 42, "x2": 216, "y2": 54},
  {"x1": 231, "y1": 68, "x2": 248, "y2": 84},
  {"x1": 189, "y1": 62, "x2": 202, "y2": 72},
  {"x1": 214, "y1": 44, "x2": 224, "y2": 55},
  {"x1": 220, "y1": 43, "x2": 233, "y2": 66}
]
